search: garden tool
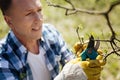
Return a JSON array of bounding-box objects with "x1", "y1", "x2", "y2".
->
[{"x1": 80, "y1": 35, "x2": 100, "y2": 61}]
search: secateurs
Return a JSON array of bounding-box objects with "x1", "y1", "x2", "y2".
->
[{"x1": 80, "y1": 35, "x2": 100, "y2": 61}]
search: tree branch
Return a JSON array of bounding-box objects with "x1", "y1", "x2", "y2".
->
[{"x1": 46, "y1": 0, "x2": 120, "y2": 60}]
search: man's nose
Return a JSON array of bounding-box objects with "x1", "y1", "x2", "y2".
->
[{"x1": 34, "y1": 12, "x2": 43, "y2": 22}]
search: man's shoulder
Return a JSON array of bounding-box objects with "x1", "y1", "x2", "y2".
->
[
  {"x1": 42, "y1": 23, "x2": 60, "y2": 39},
  {"x1": 0, "y1": 36, "x2": 8, "y2": 54},
  {"x1": 43, "y1": 23, "x2": 56, "y2": 29},
  {"x1": 42, "y1": 23, "x2": 59, "y2": 34},
  {"x1": 0, "y1": 38, "x2": 9, "y2": 67}
]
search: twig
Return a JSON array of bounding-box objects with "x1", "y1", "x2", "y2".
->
[{"x1": 46, "y1": 0, "x2": 120, "y2": 59}]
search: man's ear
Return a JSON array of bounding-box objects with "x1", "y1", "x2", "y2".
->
[{"x1": 4, "y1": 15, "x2": 13, "y2": 29}]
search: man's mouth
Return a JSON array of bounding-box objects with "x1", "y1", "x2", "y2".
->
[{"x1": 32, "y1": 27, "x2": 40, "y2": 31}]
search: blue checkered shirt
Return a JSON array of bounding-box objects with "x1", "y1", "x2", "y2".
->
[{"x1": 0, "y1": 24, "x2": 74, "y2": 80}]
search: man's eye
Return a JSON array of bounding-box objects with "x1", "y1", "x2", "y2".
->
[
  {"x1": 38, "y1": 9, "x2": 42, "y2": 13},
  {"x1": 26, "y1": 12, "x2": 32, "y2": 16}
]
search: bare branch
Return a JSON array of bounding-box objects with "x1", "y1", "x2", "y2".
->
[
  {"x1": 65, "y1": 0, "x2": 75, "y2": 9},
  {"x1": 104, "y1": 48, "x2": 120, "y2": 60},
  {"x1": 108, "y1": 1, "x2": 120, "y2": 13},
  {"x1": 46, "y1": 0, "x2": 120, "y2": 59}
]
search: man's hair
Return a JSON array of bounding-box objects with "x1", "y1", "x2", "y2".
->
[{"x1": 0, "y1": 0, "x2": 12, "y2": 15}]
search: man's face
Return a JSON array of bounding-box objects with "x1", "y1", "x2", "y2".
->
[{"x1": 6, "y1": 0, "x2": 43, "y2": 41}]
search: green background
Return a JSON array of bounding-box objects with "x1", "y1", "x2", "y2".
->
[{"x1": 0, "y1": 0, "x2": 120, "y2": 80}]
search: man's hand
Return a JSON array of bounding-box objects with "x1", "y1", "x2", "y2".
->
[
  {"x1": 70, "y1": 57, "x2": 106, "y2": 80},
  {"x1": 54, "y1": 57, "x2": 106, "y2": 80},
  {"x1": 55, "y1": 35, "x2": 106, "y2": 80},
  {"x1": 73, "y1": 42, "x2": 87, "y2": 57},
  {"x1": 72, "y1": 35, "x2": 106, "y2": 80},
  {"x1": 54, "y1": 60, "x2": 88, "y2": 80}
]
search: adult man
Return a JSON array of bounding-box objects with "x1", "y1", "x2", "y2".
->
[
  {"x1": 0, "y1": 0, "x2": 104, "y2": 80},
  {"x1": 0, "y1": 0, "x2": 75, "y2": 79}
]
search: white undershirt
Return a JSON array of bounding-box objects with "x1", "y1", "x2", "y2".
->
[{"x1": 27, "y1": 47, "x2": 51, "y2": 80}]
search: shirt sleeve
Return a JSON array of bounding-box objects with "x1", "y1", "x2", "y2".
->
[
  {"x1": 57, "y1": 31, "x2": 75, "y2": 66},
  {"x1": 46, "y1": 24, "x2": 75, "y2": 66},
  {"x1": 0, "y1": 56, "x2": 19, "y2": 80}
]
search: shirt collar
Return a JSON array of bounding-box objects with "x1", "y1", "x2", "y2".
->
[
  {"x1": 9, "y1": 30, "x2": 27, "y2": 54},
  {"x1": 40, "y1": 36, "x2": 45, "y2": 42},
  {"x1": 9, "y1": 30, "x2": 45, "y2": 54}
]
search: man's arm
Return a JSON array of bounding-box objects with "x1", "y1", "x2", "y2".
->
[
  {"x1": 0, "y1": 56, "x2": 19, "y2": 80},
  {"x1": 45, "y1": 24, "x2": 75, "y2": 66},
  {"x1": 53, "y1": 25, "x2": 75, "y2": 66}
]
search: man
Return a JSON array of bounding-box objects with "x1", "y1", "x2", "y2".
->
[
  {"x1": 0, "y1": 0, "x2": 104, "y2": 80},
  {"x1": 0, "y1": 0, "x2": 75, "y2": 79}
]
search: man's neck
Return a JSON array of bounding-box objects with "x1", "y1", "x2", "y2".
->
[
  {"x1": 17, "y1": 36, "x2": 39, "y2": 54},
  {"x1": 13, "y1": 31, "x2": 40, "y2": 54},
  {"x1": 25, "y1": 40, "x2": 39, "y2": 54}
]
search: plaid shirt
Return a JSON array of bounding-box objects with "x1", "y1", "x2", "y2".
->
[{"x1": 0, "y1": 24, "x2": 74, "y2": 80}]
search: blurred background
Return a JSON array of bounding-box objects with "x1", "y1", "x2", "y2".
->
[{"x1": 0, "y1": 0, "x2": 120, "y2": 80}]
